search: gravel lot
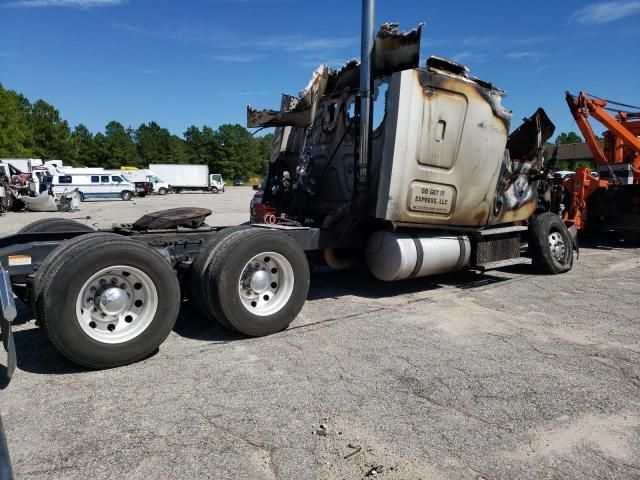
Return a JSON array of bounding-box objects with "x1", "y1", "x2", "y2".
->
[
  {"x1": 0, "y1": 188, "x2": 254, "y2": 236},
  {"x1": 1, "y1": 189, "x2": 639, "y2": 479}
]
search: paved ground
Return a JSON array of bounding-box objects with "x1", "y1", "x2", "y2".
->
[{"x1": 1, "y1": 191, "x2": 639, "y2": 479}]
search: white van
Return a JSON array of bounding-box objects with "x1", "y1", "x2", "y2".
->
[{"x1": 49, "y1": 170, "x2": 136, "y2": 201}]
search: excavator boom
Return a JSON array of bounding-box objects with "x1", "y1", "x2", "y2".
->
[{"x1": 563, "y1": 91, "x2": 640, "y2": 233}]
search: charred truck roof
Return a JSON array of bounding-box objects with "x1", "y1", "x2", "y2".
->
[{"x1": 247, "y1": 23, "x2": 555, "y2": 231}]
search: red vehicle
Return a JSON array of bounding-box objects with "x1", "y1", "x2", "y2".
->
[
  {"x1": 133, "y1": 181, "x2": 152, "y2": 197},
  {"x1": 250, "y1": 187, "x2": 278, "y2": 223}
]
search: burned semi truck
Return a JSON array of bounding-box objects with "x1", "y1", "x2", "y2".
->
[
  {"x1": 248, "y1": 22, "x2": 569, "y2": 279},
  {"x1": 0, "y1": 17, "x2": 574, "y2": 370}
]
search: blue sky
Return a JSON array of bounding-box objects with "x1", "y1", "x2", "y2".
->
[{"x1": 1, "y1": 0, "x2": 639, "y2": 138}]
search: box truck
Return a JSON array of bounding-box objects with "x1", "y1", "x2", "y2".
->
[{"x1": 149, "y1": 164, "x2": 225, "y2": 193}]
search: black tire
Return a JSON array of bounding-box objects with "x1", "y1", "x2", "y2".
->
[
  {"x1": 189, "y1": 226, "x2": 253, "y2": 331},
  {"x1": 158, "y1": 188, "x2": 167, "y2": 196},
  {"x1": 35, "y1": 234, "x2": 180, "y2": 368},
  {"x1": 621, "y1": 230, "x2": 640, "y2": 245},
  {"x1": 32, "y1": 232, "x2": 114, "y2": 316},
  {"x1": 211, "y1": 187, "x2": 219, "y2": 194},
  {"x1": 529, "y1": 213, "x2": 574, "y2": 274},
  {"x1": 121, "y1": 191, "x2": 132, "y2": 201},
  {"x1": 18, "y1": 218, "x2": 94, "y2": 234},
  {"x1": 200, "y1": 229, "x2": 310, "y2": 336}
]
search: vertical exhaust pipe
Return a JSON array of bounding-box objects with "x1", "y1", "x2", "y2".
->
[{"x1": 357, "y1": 0, "x2": 375, "y2": 207}]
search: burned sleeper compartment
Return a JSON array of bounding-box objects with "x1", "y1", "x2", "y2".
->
[{"x1": 248, "y1": 23, "x2": 560, "y2": 280}]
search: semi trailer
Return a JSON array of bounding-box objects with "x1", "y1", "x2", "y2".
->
[{"x1": 0, "y1": 6, "x2": 576, "y2": 372}]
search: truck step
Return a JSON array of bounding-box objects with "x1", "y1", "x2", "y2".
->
[{"x1": 475, "y1": 257, "x2": 531, "y2": 271}]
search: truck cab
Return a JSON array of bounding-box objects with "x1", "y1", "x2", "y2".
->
[
  {"x1": 210, "y1": 174, "x2": 225, "y2": 193},
  {"x1": 145, "y1": 174, "x2": 170, "y2": 195}
]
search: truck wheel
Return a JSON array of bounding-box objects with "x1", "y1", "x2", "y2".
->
[
  {"x1": 158, "y1": 188, "x2": 167, "y2": 196},
  {"x1": 32, "y1": 233, "x2": 116, "y2": 316},
  {"x1": 34, "y1": 234, "x2": 180, "y2": 368},
  {"x1": 529, "y1": 213, "x2": 574, "y2": 274},
  {"x1": 200, "y1": 229, "x2": 309, "y2": 336},
  {"x1": 211, "y1": 187, "x2": 219, "y2": 194},
  {"x1": 189, "y1": 226, "x2": 252, "y2": 331},
  {"x1": 622, "y1": 230, "x2": 640, "y2": 245},
  {"x1": 121, "y1": 191, "x2": 132, "y2": 201},
  {"x1": 18, "y1": 218, "x2": 93, "y2": 234}
]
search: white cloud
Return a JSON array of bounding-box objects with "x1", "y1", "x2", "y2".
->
[
  {"x1": 570, "y1": 1, "x2": 640, "y2": 24},
  {"x1": 462, "y1": 36, "x2": 497, "y2": 47},
  {"x1": 221, "y1": 36, "x2": 357, "y2": 52},
  {"x1": 3, "y1": 0, "x2": 124, "y2": 7},
  {"x1": 295, "y1": 57, "x2": 350, "y2": 68},
  {"x1": 506, "y1": 51, "x2": 544, "y2": 61},
  {"x1": 452, "y1": 51, "x2": 486, "y2": 63},
  {"x1": 507, "y1": 52, "x2": 544, "y2": 60},
  {"x1": 512, "y1": 36, "x2": 552, "y2": 45},
  {"x1": 114, "y1": 23, "x2": 356, "y2": 53},
  {"x1": 215, "y1": 91, "x2": 269, "y2": 97},
  {"x1": 206, "y1": 54, "x2": 264, "y2": 63}
]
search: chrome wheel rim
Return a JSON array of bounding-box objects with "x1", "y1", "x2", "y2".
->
[
  {"x1": 238, "y1": 252, "x2": 294, "y2": 316},
  {"x1": 548, "y1": 231, "x2": 566, "y2": 263},
  {"x1": 75, "y1": 265, "x2": 158, "y2": 344}
]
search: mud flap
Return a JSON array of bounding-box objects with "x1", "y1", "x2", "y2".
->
[
  {"x1": 567, "y1": 222, "x2": 579, "y2": 260},
  {"x1": 0, "y1": 268, "x2": 16, "y2": 379}
]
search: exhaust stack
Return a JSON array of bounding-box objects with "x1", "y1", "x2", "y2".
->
[{"x1": 357, "y1": 0, "x2": 375, "y2": 206}]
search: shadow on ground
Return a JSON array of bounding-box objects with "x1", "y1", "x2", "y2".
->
[
  {"x1": 7, "y1": 266, "x2": 521, "y2": 376},
  {"x1": 172, "y1": 300, "x2": 242, "y2": 343},
  {"x1": 12, "y1": 327, "x2": 85, "y2": 376},
  {"x1": 578, "y1": 231, "x2": 640, "y2": 250},
  {"x1": 306, "y1": 267, "x2": 511, "y2": 301}
]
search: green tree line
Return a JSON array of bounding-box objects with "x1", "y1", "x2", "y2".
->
[{"x1": 0, "y1": 83, "x2": 272, "y2": 180}]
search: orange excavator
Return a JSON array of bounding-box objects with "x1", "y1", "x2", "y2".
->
[{"x1": 562, "y1": 91, "x2": 640, "y2": 239}]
